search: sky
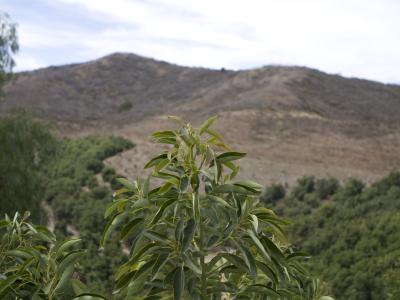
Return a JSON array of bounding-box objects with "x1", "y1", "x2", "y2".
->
[{"x1": 2, "y1": 0, "x2": 400, "y2": 83}]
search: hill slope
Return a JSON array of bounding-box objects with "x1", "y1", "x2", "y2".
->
[{"x1": 2, "y1": 52, "x2": 400, "y2": 184}]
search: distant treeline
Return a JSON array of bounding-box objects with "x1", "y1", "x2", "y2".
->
[{"x1": 261, "y1": 174, "x2": 400, "y2": 300}]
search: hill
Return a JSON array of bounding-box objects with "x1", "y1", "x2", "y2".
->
[{"x1": 2, "y1": 52, "x2": 400, "y2": 184}]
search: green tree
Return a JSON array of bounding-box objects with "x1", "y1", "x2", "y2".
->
[
  {"x1": 0, "y1": 111, "x2": 56, "y2": 222},
  {"x1": 102, "y1": 116, "x2": 322, "y2": 299},
  {"x1": 0, "y1": 11, "x2": 18, "y2": 84},
  {"x1": 261, "y1": 183, "x2": 286, "y2": 205}
]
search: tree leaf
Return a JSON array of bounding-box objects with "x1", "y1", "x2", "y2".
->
[
  {"x1": 151, "y1": 198, "x2": 179, "y2": 225},
  {"x1": 199, "y1": 115, "x2": 218, "y2": 135},
  {"x1": 144, "y1": 153, "x2": 168, "y2": 169},
  {"x1": 256, "y1": 261, "x2": 279, "y2": 285},
  {"x1": 151, "y1": 253, "x2": 169, "y2": 279},
  {"x1": 72, "y1": 293, "x2": 108, "y2": 299},
  {"x1": 173, "y1": 265, "x2": 184, "y2": 300},
  {"x1": 116, "y1": 178, "x2": 135, "y2": 190},
  {"x1": 120, "y1": 218, "x2": 144, "y2": 240},
  {"x1": 55, "y1": 238, "x2": 81, "y2": 259},
  {"x1": 0, "y1": 275, "x2": 19, "y2": 297},
  {"x1": 100, "y1": 212, "x2": 124, "y2": 248},
  {"x1": 182, "y1": 218, "x2": 196, "y2": 252},
  {"x1": 234, "y1": 180, "x2": 263, "y2": 193},
  {"x1": 247, "y1": 229, "x2": 270, "y2": 261},
  {"x1": 216, "y1": 152, "x2": 246, "y2": 163},
  {"x1": 213, "y1": 184, "x2": 250, "y2": 194},
  {"x1": 236, "y1": 241, "x2": 257, "y2": 276},
  {"x1": 221, "y1": 254, "x2": 248, "y2": 273}
]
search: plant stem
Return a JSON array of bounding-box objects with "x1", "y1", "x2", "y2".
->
[{"x1": 200, "y1": 222, "x2": 207, "y2": 300}]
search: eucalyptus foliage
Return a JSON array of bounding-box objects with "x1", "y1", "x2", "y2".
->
[
  {"x1": 0, "y1": 11, "x2": 18, "y2": 83},
  {"x1": 0, "y1": 212, "x2": 105, "y2": 299},
  {"x1": 102, "y1": 116, "x2": 317, "y2": 299}
]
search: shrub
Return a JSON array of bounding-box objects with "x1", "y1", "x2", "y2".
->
[
  {"x1": 101, "y1": 166, "x2": 116, "y2": 182},
  {"x1": 292, "y1": 176, "x2": 315, "y2": 200},
  {"x1": 260, "y1": 183, "x2": 286, "y2": 205},
  {"x1": 117, "y1": 101, "x2": 133, "y2": 112},
  {"x1": 315, "y1": 178, "x2": 339, "y2": 200},
  {"x1": 342, "y1": 178, "x2": 365, "y2": 197},
  {"x1": 101, "y1": 116, "x2": 317, "y2": 299},
  {"x1": 92, "y1": 186, "x2": 109, "y2": 199},
  {"x1": 86, "y1": 159, "x2": 105, "y2": 173}
]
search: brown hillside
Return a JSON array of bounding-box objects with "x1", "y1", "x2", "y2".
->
[{"x1": 2, "y1": 52, "x2": 400, "y2": 185}]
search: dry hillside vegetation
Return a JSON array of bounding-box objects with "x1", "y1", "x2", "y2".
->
[{"x1": 2, "y1": 52, "x2": 400, "y2": 184}]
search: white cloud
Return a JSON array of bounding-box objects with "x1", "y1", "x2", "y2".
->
[
  {"x1": 8, "y1": 0, "x2": 400, "y2": 83},
  {"x1": 14, "y1": 54, "x2": 44, "y2": 71}
]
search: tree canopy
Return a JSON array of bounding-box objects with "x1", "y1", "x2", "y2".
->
[{"x1": 0, "y1": 11, "x2": 18, "y2": 84}]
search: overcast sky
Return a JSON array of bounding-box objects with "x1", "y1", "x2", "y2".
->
[{"x1": 2, "y1": 0, "x2": 400, "y2": 83}]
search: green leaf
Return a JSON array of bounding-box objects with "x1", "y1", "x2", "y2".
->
[
  {"x1": 72, "y1": 293, "x2": 108, "y2": 299},
  {"x1": 54, "y1": 264, "x2": 75, "y2": 293},
  {"x1": 174, "y1": 265, "x2": 184, "y2": 300},
  {"x1": 58, "y1": 250, "x2": 85, "y2": 275},
  {"x1": 182, "y1": 218, "x2": 196, "y2": 252},
  {"x1": 287, "y1": 252, "x2": 310, "y2": 260},
  {"x1": 0, "y1": 220, "x2": 10, "y2": 229},
  {"x1": 249, "y1": 214, "x2": 259, "y2": 233},
  {"x1": 184, "y1": 255, "x2": 201, "y2": 275},
  {"x1": 120, "y1": 218, "x2": 144, "y2": 240},
  {"x1": 261, "y1": 236, "x2": 285, "y2": 263},
  {"x1": 144, "y1": 153, "x2": 168, "y2": 169},
  {"x1": 130, "y1": 243, "x2": 158, "y2": 263},
  {"x1": 116, "y1": 178, "x2": 135, "y2": 190},
  {"x1": 235, "y1": 241, "x2": 257, "y2": 276},
  {"x1": 144, "y1": 231, "x2": 169, "y2": 243},
  {"x1": 216, "y1": 152, "x2": 246, "y2": 163},
  {"x1": 151, "y1": 198, "x2": 179, "y2": 225},
  {"x1": 221, "y1": 254, "x2": 248, "y2": 273},
  {"x1": 175, "y1": 219, "x2": 185, "y2": 243},
  {"x1": 152, "y1": 131, "x2": 177, "y2": 144},
  {"x1": 104, "y1": 199, "x2": 128, "y2": 218},
  {"x1": 132, "y1": 258, "x2": 157, "y2": 281},
  {"x1": 100, "y1": 212, "x2": 124, "y2": 248},
  {"x1": 151, "y1": 253, "x2": 169, "y2": 279},
  {"x1": 213, "y1": 184, "x2": 250, "y2": 194},
  {"x1": 5, "y1": 249, "x2": 32, "y2": 259},
  {"x1": 114, "y1": 271, "x2": 136, "y2": 293},
  {"x1": 55, "y1": 238, "x2": 82, "y2": 259},
  {"x1": 199, "y1": 115, "x2": 218, "y2": 135},
  {"x1": 179, "y1": 176, "x2": 190, "y2": 192},
  {"x1": 247, "y1": 230, "x2": 270, "y2": 260},
  {"x1": 234, "y1": 180, "x2": 262, "y2": 193},
  {"x1": 208, "y1": 195, "x2": 234, "y2": 210},
  {"x1": 0, "y1": 275, "x2": 19, "y2": 297},
  {"x1": 256, "y1": 261, "x2": 279, "y2": 285}
]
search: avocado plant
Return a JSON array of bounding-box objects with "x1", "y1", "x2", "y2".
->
[
  {"x1": 102, "y1": 116, "x2": 312, "y2": 299},
  {"x1": 0, "y1": 212, "x2": 105, "y2": 299}
]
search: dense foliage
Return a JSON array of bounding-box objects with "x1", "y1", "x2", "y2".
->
[
  {"x1": 262, "y1": 174, "x2": 400, "y2": 300},
  {"x1": 0, "y1": 112, "x2": 56, "y2": 223},
  {"x1": 102, "y1": 116, "x2": 327, "y2": 299},
  {"x1": 43, "y1": 134, "x2": 134, "y2": 296},
  {"x1": 0, "y1": 112, "x2": 135, "y2": 296},
  {"x1": 0, "y1": 212, "x2": 105, "y2": 299}
]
